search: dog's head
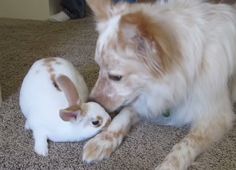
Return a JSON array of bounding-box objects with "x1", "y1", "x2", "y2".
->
[{"x1": 87, "y1": 0, "x2": 180, "y2": 112}]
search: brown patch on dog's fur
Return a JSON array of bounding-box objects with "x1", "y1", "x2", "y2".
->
[
  {"x1": 98, "y1": 129, "x2": 126, "y2": 143},
  {"x1": 89, "y1": 76, "x2": 120, "y2": 111},
  {"x1": 169, "y1": 155, "x2": 180, "y2": 168},
  {"x1": 83, "y1": 143, "x2": 98, "y2": 157},
  {"x1": 105, "y1": 147, "x2": 113, "y2": 156},
  {"x1": 188, "y1": 133, "x2": 205, "y2": 144},
  {"x1": 119, "y1": 11, "x2": 182, "y2": 76},
  {"x1": 83, "y1": 136, "x2": 113, "y2": 159},
  {"x1": 186, "y1": 132, "x2": 210, "y2": 149},
  {"x1": 113, "y1": 130, "x2": 126, "y2": 138},
  {"x1": 102, "y1": 133, "x2": 114, "y2": 141}
]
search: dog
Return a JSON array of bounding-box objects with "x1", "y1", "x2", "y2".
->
[{"x1": 83, "y1": 0, "x2": 236, "y2": 169}]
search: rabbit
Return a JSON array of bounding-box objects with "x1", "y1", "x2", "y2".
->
[{"x1": 19, "y1": 57, "x2": 111, "y2": 156}]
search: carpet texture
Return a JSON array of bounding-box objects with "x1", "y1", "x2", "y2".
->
[{"x1": 0, "y1": 17, "x2": 236, "y2": 170}]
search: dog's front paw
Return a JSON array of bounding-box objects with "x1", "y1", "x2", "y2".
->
[
  {"x1": 83, "y1": 131, "x2": 118, "y2": 163},
  {"x1": 155, "y1": 156, "x2": 181, "y2": 170}
]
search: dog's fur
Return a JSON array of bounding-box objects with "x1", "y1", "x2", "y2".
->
[{"x1": 83, "y1": 0, "x2": 236, "y2": 169}]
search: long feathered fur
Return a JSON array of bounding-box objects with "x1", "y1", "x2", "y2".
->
[{"x1": 83, "y1": 0, "x2": 236, "y2": 169}]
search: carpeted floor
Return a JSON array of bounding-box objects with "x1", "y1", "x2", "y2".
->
[{"x1": 0, "y1": 16, "x2": 235, "y2": 170}]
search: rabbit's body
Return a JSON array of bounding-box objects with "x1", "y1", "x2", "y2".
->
[
  {"x1": 20, "y1": 58, "x2": 88, "y2": 116},
  {"x1": 20, "y1": 57, "x2": 88, "y2": 140},
  {"x1": 20, "y1": 57, "x2": 111, "y2": 156}
]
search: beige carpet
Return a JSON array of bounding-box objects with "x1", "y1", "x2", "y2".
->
[{"x1": 0, "y1": 17, "x2": 236, "y2": 170}]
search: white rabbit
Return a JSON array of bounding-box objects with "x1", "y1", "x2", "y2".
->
[{"x1": 19, "y1": 57, "x2": 111, "y2": 156}]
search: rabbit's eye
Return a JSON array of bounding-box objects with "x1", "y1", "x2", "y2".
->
[{"x1": 92, "y1": 120, "x2": 101, "y2": 127}]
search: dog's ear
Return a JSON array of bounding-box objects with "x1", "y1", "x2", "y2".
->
[
  {"x1": 119, "y1": 12, "x2": 181, "y2": 76},
  {"x1": 86, "y1": 0, "x2": 112, "y2": 21}
]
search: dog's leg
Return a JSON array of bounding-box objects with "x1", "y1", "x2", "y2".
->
[
  {"x1": 156, "y1": 122, "x2": 234, "y2": 170},
  {"x1": 156, "y1": 90, "x2": 235, "y2": 170},
  {"x1": 83, "y1": 107, "x2": 139, "y2": 163},
  {"x1": 156, "y1": 128, "x2": 215, "y2": 170}
]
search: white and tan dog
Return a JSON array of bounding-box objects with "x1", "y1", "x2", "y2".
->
[{"x1": 83, "y1": 0, "x2": 236, "y2": 169}]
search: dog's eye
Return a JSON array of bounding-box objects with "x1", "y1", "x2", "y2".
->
[{"x1": 108, "y1": 74, "x2": 122, "y2": 81}]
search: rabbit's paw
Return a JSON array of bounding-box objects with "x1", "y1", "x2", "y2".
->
[
  {"x1": 34, "y1": 144, "x2": 48, "y2": 156},
  {"x1": 33, "y1": 132, "x2": 48, "y2": 156}
]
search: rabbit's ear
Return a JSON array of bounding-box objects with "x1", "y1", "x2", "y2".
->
[
  {"x1": 56, "y1": 75, "x2": 80, "y2": 106},
  {"x1": 59, "y1": 105, "x2": 81, "y2": 122}
]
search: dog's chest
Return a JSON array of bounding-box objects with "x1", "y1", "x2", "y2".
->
[
  {"x1": 132, "y1": 94, "x2": 192, "y2": 126},
  {"x1": 132, "y1": 94, "x2": 164, "y2": 118}
]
